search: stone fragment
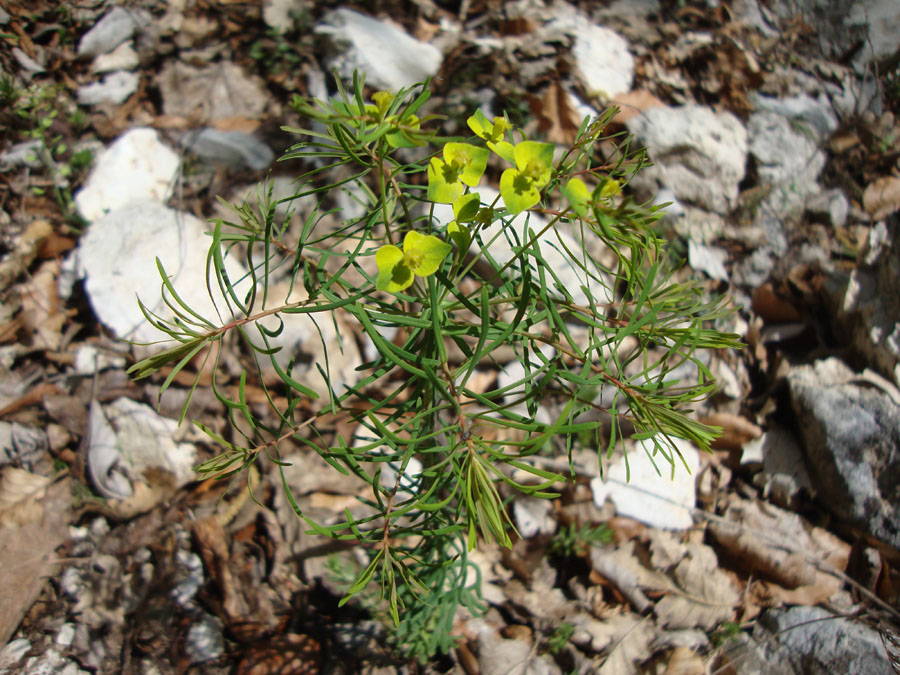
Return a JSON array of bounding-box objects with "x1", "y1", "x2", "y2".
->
[
  {"x1": 76, "y1": 70, "x2": 139, "y2": 106},
  {"x1": 158, "y1": 61, "x2": 267, "y2": 121},
  {"x1": 591, "y1": 437, "x2": 699, "y2": 530},
  {"x1": 74, "y1": 128, "x2": 179, "y2": 223},
  {"x1": 754, "y1": 606, "x2": 894, "y2": 675},
  {"x1": 748, "y1": 110, "x2": 825, "y2": 221},
  {"x1": 627, "y1": 105, "x2": 747, "y2": 215},
  {"x1": 0, "y1": 140, "x2": 42, "y2": 172},
  {"x1": 76, "y1": 201, "x2": 247, "y2": 345},
  {"x1": 806, "y1": 187, "x2": 849, "y2": 227},
  {"x1": 569, "y1": 23, "x2": 634, "y2": 99},
  {"x1": 788, "y1": 358, "x2": 900, "y2": 548},
  {"x1": 77, "y1": 6, "x2": 149, "y2": 57},
  {"x1": 90, "y1": 41, "x2": 139, "y2": 73},
  {"x1": 842, "y1": 216, "x2": 900, "y2": 385},
  {"x1": 688, "y1": 240, "x2": 728, "y2": 281},
  {"x1": 263, "y1": 0, "x2": 309, "y2": 33},
  {"x1": 180, "y1": 128, "x2": 274, "y2": 171},
  {"x1": 315, "y1": 8, "x2": 443, "y2": 91}
]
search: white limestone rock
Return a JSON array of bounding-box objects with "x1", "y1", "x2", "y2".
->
[
  {"x1": 76, "y1": 201, "x2": 247, "y2": 345},
  {"x1": 315, "y1": 8, "x2": 443, "y2": 91},
  {"x1": 627, "y1": 105, "x2": 747, "y2": 215},
  {"x1": 591, "y1": 437, "x2": 700, "y2": 530},
  {"x1": 74, "y1": 128, "x2": 179, "y2": 222},
  {"x1": 76, "y1": 70, "x2": 139, "y2": 106}
]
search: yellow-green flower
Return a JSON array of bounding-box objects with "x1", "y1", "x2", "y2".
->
[
  {"x1": 375, "y1": 231, "x2": 452, "y2": 293},
  {"x1": 499, "y1": 140, "x2": 555, "y2": 214},
  {"x1": 467, "y1": 110, "x2": 515, "y2": 162},
  {"x1": 427, "y1": 142, "x2": 489, "y2": 204}
]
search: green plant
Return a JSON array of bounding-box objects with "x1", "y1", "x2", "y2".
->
[
  {"x1": 546, "y1": 621, "x2": 576, "y2": 655},
  {"x1": 129, "y1": 72, "x2": 741, "y2": 659},
  {"x1": 711, "y1": 620, "x2": 742, "y2": 646},
  {"x1": 7, "y1": 80, "x2": 90, "y2": 228},
  {"x1": 549, "y1": 522, "x2": 613, "y2": 558}
]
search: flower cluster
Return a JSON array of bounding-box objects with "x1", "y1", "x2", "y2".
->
[{"x1": 376, "y1": 108, "x2": 558, "y2": 295}]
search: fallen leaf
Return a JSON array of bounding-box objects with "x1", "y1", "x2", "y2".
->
[
  {"x1": 0, "y1": 467, "x2": 50, "y2": 527},
  {"x1": 18, "y1": 259, "x2": 66, "y2": 350},
  {"x1": 654, "y1": 543, "x2": 740, "y2": 631},
  {"x1": 598, "y1": 613, "x2": 655, "y2": 675},
  {"x1": 863, "y1": 175, "x2": 900, "y2": 220},
  {"x1": 0, "y1": 219, "x2": 52, "y2": 292},
  {"x1": 752, "y1": 283, "x2": 802, "y2": 323},
  {"x1": 531, "y1": 81, "x2": 581, "y2": 146},
  {"x1": 590, "y1": 541, "x2": 669, "y2": 614},
  {"x1": 0, "y1": 478, "x2": 71, "y2": 645},
  {"x1": 610, "y1": 90, "x2": 666, "y2": 124},
  {"x1": 700, "y1": 412, "x2": 762, "y2": 451},
  {"x1": 663, "y1": 646, "x2": 705, "y2": 675},
  {"x1": 236, "y1": 633, "x2": 322, "y2": 675},
  {"x1": 709, "y1": 495, "x2": 849, "y2": 605}
]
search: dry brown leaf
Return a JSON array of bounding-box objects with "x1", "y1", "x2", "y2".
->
[
  {"x1": 0, "y1": 467, "x2": 50, "y2": 527},
  {"x1": 663, "y1": 647, "x2": 705, "y2": 675},
  {"x1": 0, "y1": 478, "x2": 71, "y2": 645},
  {"x1": 597, "y1": 613, "x2": 655, "y2": 675},
  {"x1": 752, "y1": 283, "x2": 802, "y2": 323},
  {"x1": 0, "y1": 219, "x2": 52, "y2": 292},
  {"x1": 701, "y1": 412, "x2": 762, "y2": 451},
  {"x1": 591, "y1": 541, "x2": 671, "y2": 613},
  {"x1": 532, "y1": 81, "x2": 582, "y2": 146},
  {"x1": 236, "y1": 633, "x2": 322, "y2": 675},
  {"x1": 654, "y1": 543, "x2": 740, "y2": 631},
  {"x1": 709, "y1": 496, "x2": 849, "y2": 605},
  {"x1": 863, "y1": 175, "x2": 900, "y2": 220},
  {"x1": 18, "y1": 259, "x2": 66, "y2": 350},
  {"x1": 610, "y1": 90, "x2": 666, "y2": 124}
]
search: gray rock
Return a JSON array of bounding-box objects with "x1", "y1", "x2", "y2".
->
[
  {"x1": 184, "y1": 613, "x2": 224, "y2": 663},
  {"x1": 158, "y1": 61, "x2": 267, "y2": 121},
  {"x1": 0, "y1": 421, "x2": 48, "y2": 470},
  {"x1": 180, "y1": 128, "x2": 274, "y2": 171},
  {"x1": 787, "y1": 358, "x2": 900, "y2": 548},
  {"x1": 688, "y1": 240, "x2": 728, "y2": 281},
  {"x1": 263, "y1": 0, "x2": 309, "y2": 33},
  {"x1": 626, "y1": 105, "x2": 747, "y2": 215},
  {"x1": 748, "y1": 110, "x2": 825, "y2": 220},
  {"x1": 77, "y1": 6, "x2": 149, "y2": 57},
  {"x1": 847, "y1": 0, "x2": 900, "y2": 69},
  {"x1": 13, "y1": 47, "x2": 44, "y2": 74},
  {"x1": 90, "y1": 41, "x2": 139, "y2": 73},
  {"x1": 76, "y1": 70, "x2": 139, "y2": 106},
  {"x1": 842, "y1": 215, "x2": 900, "y2": 385},
  {"x1": 750, "y1": 93, "x2": 839, "y2": 142},
  {"x1": 744, "y1": 109, "x2": 827, "y2": 262},
  {"x1": 75, "y1": 201, "x2": 248, "y2": 346},
  {"x1": 0, "y1": 139, "x2": 42, "y2": 171},
  {"x1": 315, "y1": 8, "x2": 443, "y2": 91},
  {"x1": 806, "y1": 188, "x2": 849, "y2": 227},
  {"x1": 759, "y1": 606, "x2": 894, "y2": 675},
  {"x1": 551, "y1": 10, "x2": 633, "y2": 98}
]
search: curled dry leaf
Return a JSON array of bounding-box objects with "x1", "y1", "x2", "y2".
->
[
  {"x1": 709, "y1": 495, "x2": 850, "y2": 605},
  {"x1": 0, "y1": 478, "x2": 70, "y2": 645},
  {"x1": 863, "y1": 175, "x2": 900, "y2": 220},
  {"x1": 0, "y1": 467, "x2": 51, "y2": 527},
  {"x1": 654, "y1": 543, "x2": 740, "y2": 631},
  {"x1": 700, "y1": 412, "x2": 762, "y2": 451}
]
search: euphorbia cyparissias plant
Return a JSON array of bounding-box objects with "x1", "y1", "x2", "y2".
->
[{"x1": 128, "y1": 74, "x2": 742, "y2": 661}]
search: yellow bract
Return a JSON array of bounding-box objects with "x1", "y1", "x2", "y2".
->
[{"x1": 375, "y1": 231, "x2": 452, "y2": 294}]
